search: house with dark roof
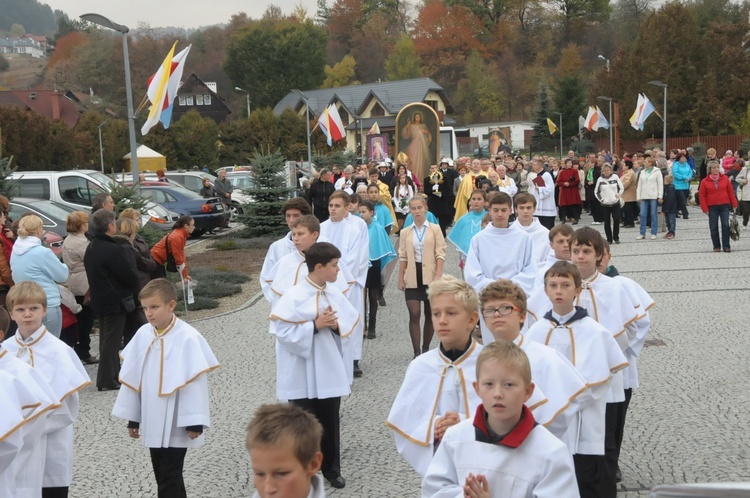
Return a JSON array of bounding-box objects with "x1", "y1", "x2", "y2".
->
[
  {"x1": 0, "y1": 90, "x2": 81, "y2": 127},
  {"x1": 273, "y1": 77, "x2": 455, "y2": 155},
  {"x1": 171, "y1": 73, "x2": 232, "y2": 125}
]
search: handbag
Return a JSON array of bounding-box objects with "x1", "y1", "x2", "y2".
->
[
  {"x1": 730, "y1": 213, "x2": 740, "y2": 241},
  {"x1": 104, "y1": 276, "x2": 137, "y2": 313},
  {"x1": 165, "y1": 233, "x2": 178, "y2": 273}
]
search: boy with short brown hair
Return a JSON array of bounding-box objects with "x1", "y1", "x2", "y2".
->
[
  {"x1": 514, "y1": 192, "x2": 551, "y2": 266},
  {"x1": 246, "y1": 403, "x2": 326, "y2": 498},
  {"x1": 534, "y1": 223, "x2": 575, "y2": 289},
  {"x1": 269, "y1": 242, "x2": 358, "y2": 489},
  {"x1": 526, "y1": 261, "x2": 629, "y2": 498},
  {"x1": 113, "y1": 278, "x2": 220, "y2": 498},
  {"x1": 422, "y1": 341, "x2": 579, "y2": 497}
]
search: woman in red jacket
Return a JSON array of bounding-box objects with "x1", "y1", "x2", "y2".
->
[
  {"x1": 699, "y1": 161, "x2": 738, "y2": 252},
  {"x1": 556, "y1": 157, "x2": 582, "y2": 224},
  {"x1": 150, "y1": 216, "x2": 195, "y2": 279}
]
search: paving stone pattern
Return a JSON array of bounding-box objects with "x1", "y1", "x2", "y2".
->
[{"x1": 70, "y1": 210, "x2": 750, "y2": 497}]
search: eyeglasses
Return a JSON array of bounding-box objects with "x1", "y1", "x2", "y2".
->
[{"x1": 481, "y1": 305, "x2": 521, "y2": 318}]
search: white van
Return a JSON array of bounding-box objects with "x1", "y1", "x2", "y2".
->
[{"x1": 10, "y1": 170, "x2": 175, "y2": 230}]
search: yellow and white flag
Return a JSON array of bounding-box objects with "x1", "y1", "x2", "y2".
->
[{"x1": 547, "y1": 117, "x2": 558, "y2": 135}]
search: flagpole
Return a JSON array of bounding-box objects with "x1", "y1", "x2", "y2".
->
[
  {"x1": 292, "y1": 89, "x2": 312, "y2": 171},
  {"x1": 598, "y1": 96, "x2": 613, "y2": 156},
  {"x1": 649, "y1": 81, "x2": 668, "y2": 151},
  {"x1": 553, "y1": 112, "x2": 563, "y2": 160}
]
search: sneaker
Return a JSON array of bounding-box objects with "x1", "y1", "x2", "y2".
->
[
  {"x1": 650, "y1": 235, "x2": 657, "y2": 240},
  {"x1": 666, "y1": 233, "x2": 674, "y2": 239},
  {"x1": 714, "y1": 248, "x2": 721, "y2": 252},
  {"x1": 636, "y1": 235, "x2": 645, "y2": 240},
  {"x1": 591, "y1": 221, "x2": 602, "y2": 225},
  {"x1": 724, "y1": 248, "x2": 732, "y2": 253}
]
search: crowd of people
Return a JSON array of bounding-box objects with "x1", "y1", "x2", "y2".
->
[
  {"x1": 0, "y1": 144, "x2": 745, "y2": 498},
  {"x1": 0, "y1": 191, "x2": 211, "y2": 497},
  {"x1": 255, "y1": 145, "x2": 747, "y2": 498}
]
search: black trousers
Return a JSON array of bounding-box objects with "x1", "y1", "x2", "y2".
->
[
  {"x1": 589, "y1": 197, "x2": 604, "y2": 222},
  {"x1": 149, "y1": 447, "x2": 188, "y2": 498},
  {"x1": 602, "y1": 204, "x2": 621, "y2": 242},
  {"x1": 560, "y1": 205, "x2": 579, "y2": 221},
  {"x1": 291, "y1": 397, "x2": 341, "y2": 479},
  {"x1": 123, "y1": 308, "x2": 148, "y2": 348},
  {"x1": 622, "y1": 201, "x2": 638, "y2": 226},
  {"x1": 98, "y1": 312, "x2": 126, "y2": 389},
  {"x1": 74, "y1": 296, "x2": 94, "y2": 359},
  {"x1": 436, "y1": 213, "x2": 452, "y2": 237},
  {"x1": 573, "y1": 454, "x2": 616, "y2": 498},
  {"x1": 536, "y1": 215, "x2": 556, "y2": 230},
  {"x1": 42, "y1": 487, "x2": 68, "y2": 498},
  {"x1": 610, "y1": 389, "x2": 632, "y2": 473}
]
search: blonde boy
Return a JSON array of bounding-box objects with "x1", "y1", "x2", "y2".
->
[
  {"x1": 387, "y1": 275, "x2": 482, "y2": 476},
  {"x1": 246, "y1": 403, "x2": 326, "y2": 498},
  {"x1": 3, "y1": 282, "x2": 91, "y2": 497},
  {"x1": 479, "y1": 279, "x2": 588, "y2": 445},
  {"x1": 422, "y1": 341, "x2": 579, "y2": 498},
  {"x1": 113, "y1": 279, "x2": 220, "y2": 497}
]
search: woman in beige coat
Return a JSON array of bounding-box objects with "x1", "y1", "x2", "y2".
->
[
  {"x1": 61, "y1": 211, "x2": 98, "y2": 364},
  {"x1": 620, "y1": 160, "x2": 638, "y2": 227},
  {"x1": 398, "y1": 195, "x2": 445, "y2": 357}
]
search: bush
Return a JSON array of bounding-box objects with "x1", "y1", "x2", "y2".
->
[
  {"x1": 237, "y1": 150, "x2": 290, "y2": 237},
  {"x1": 175, "y1": 295, "x2": 220, "y2": 312},
  {"x1": 740, "y1": 139, "x2": 750, "y2": 155},
  {"x1": 139, "y1": 225, "x2": 165, "y2": 248},
  {"x1": 209, "y1": 236, "x2": 275, "y2": 250},
  {"x1": 190, "y1": 267, "x2": 251, "y2": 285}
]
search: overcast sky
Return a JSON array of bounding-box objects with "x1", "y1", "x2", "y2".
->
[{"x1": 43, "y1": 0, "x2": 316, "y2": 29}]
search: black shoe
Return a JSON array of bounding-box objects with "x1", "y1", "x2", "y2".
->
[
  {"x1": 615, "y1": 240, "x2": 620, "y2": 244},
  {"x1": 98, "y1": 384, "x2": 120, "y2": 392},
  {"x1": 83, "y1": 356, "x2": 99, "y2": 365},
  {"x1": 367, "y1": 326, "x2": 376, "y2": 339},
  {"x1": 378, "y1": 295, "x2": 386, "y2": 306},
  {"x1": 353, "y1": 361, "x2": 363, "y2": 377},
  {"x1": 572, "y1": 220, "x2": 579, "y2": 225},
  {"x1": 327, "y1": 476, "x2": 346, "y2": 489},
  {"x1": 615, "y1": 468, "x2": 623, "y2": 482}
]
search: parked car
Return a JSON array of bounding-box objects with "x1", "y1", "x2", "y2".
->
[
  {"x1": 135, "y1": 182, "x2": 227, "y2": 236},
  {"x1": 8, "y1": 198, "x2": 75, "y2": 239},
  {"x1": 10, "y1": 170, "x2": 176, "y2": 232}
]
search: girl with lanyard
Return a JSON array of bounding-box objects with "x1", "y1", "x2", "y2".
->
[
  {"x1": 398, "y1": 196, "x2": 446, "y2": 358},
  {"x1": 393, "y1": 173, "x2": 415, "y2": 231}
]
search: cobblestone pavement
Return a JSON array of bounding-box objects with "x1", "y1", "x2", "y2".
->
[{"x1": 70, "y1": 209, "x2": 750, "y2": 497}]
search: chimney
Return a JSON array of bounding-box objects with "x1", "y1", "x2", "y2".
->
[{"x1": 51, "y1": 91, "x2": 61, "y2": 120}]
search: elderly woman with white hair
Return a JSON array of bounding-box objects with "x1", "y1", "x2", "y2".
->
[{"x1": 10, "y1": 214, "x2": 70, "y2": 337}]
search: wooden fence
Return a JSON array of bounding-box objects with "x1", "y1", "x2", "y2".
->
[{"x1": 595, "y1": 135, "x2": 750, "y2": 155}]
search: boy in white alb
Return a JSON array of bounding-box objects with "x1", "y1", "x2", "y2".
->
[
  {"x1": 387, "y1": 276, "x2": 484, "y2": 476},
  {"x1": 534, "y1": 223, "x2": 574, "y2": 290},
  {"x1": 422, "y1": 341, "x2": 580, "y2": 498},
  {"x1": 0, "y1": 306, "x2": 60, "y2": 498},
  {"x1": 513, "y1": 192, "x2": 551, "y2": 266},
  {"x1": 465, "y1": 192, "x2": 537, "y2": 299},
  {"x1": 113, "y1": 279, "x2": 220, "y2": 498},
  {"x1": 525, "y1": 262, "x2": 628, "y2": 498},
  {"x1": 269, "y1": 242, "x2": 358, "y2": 490},
  {"x1": 599, "y1": 243, "x2": 654, "y2": 482},
  {"x1": 479, "y1": 279, "x2": 589, "y2": 445},
  {"x1": 3, "y1": 282, "x2": 91, "y2": 498},
  {"x1": 320, "y1": 191, "x2": 369, "y2": 378},
  {"x1": 260, "y1": 198, "x2": 313, "y2": 303},
  {"x1": 268, "y1": 215, "x2": 354, "y2": 307}
]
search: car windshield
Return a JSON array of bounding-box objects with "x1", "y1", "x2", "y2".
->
[
  {"x1": 88, "y1": 171, "x2": 120, "y2": 188},
  {"x1": 27, "y1": 200, "x2": 75, "y2": 220},
  {"x1": 228, "y1": 175, "x2": 254, "y2": 189}
]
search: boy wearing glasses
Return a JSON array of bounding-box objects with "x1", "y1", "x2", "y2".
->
[{"x1": 479, "y1": 279, "x2": 589, "y2": 446}]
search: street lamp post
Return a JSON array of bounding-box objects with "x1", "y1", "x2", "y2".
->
[
  {"x1": 292, "y1": 89, "x2": 312, "y2": 172},
  {"x1": 80, "y1": 13, "x2": 138, "y2": 179},
  {"x1": 98, "y1": 119, "x2": 108, "y2": 173},
  {"x1": 597, "y1": 96, "x2": 613, "y2": 155},
  {"x1": 553, "y1": 112, "x2": 563, "y2": 160},
  {"x1": 649, "y1": 80, "x2": 668, "y2": 152},
  {"x1": 234, "y1": 87, "x2": 251, "y2": 118},
  {"x1": 597, "y1": 54, "x2": 610, "y2": 73}
]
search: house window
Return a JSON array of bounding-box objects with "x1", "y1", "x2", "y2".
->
[
  {"x1": 339, "y1": 110, "x2": 349, "y2": 125},
  {"x1": 204, "y1": 94, "x2": 211, "y2": 105},
  {"x1": 371, "y1": 102, "x2": 385, "y2": 117},
  {"x1": 425, "y1": 100, "x2": 438, "y2": 111},
  {"x1": 196, "y1": 95, "x2": 204, "y2": 105},
  {"x1": 186, "y1": 95, "x2": 194, "y2": 105},
  {"x1": 178, "y1": 95, "x2": 186, "y2": 106}
]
